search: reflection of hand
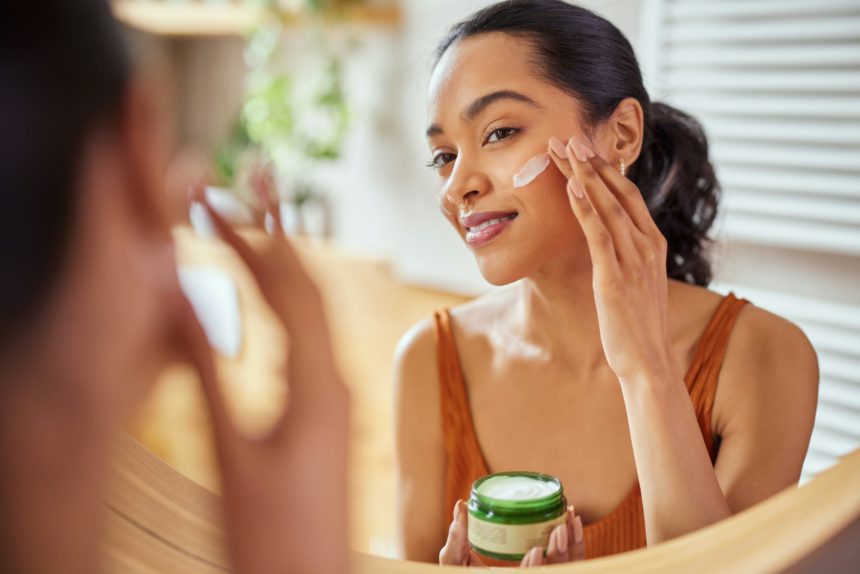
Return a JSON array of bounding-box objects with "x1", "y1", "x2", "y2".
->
[
  {"x1": 439, "y1": 500, "x2": 585, "y2": 568},
  {"x1": 548, "y1": 136, "x2": 680, "y2": 384},
  {"x1": 179, "y1": 184, "x2": 350, "y2": 574},
  {"x1": 519, "y1": 504, "x2": 585, "y2": 567},
  {"x1": 438, "y1": 500, "x2": 486, "y2": 566}
]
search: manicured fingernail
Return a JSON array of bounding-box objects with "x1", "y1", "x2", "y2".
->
[
  {"x1": 567, "y1": 178, "x2": 584, "y2": 199},
  {"x1": 454, "y1": 500, "x2": 462, "y2": 521},
  {"x1": 576, "y1": 135, "x2": 596, "y2": 159},
  {"x1": 566, "y1": 137, "x2": 587, "y2": 162},
  {"x1": 570, "y1": 136, "x2": 595, "y2": 161},
  {"x1": 549, "y1": 136, "x2": 568, "y2": 158},
  {"x1": 574, "y1": 515, "x2": 584, "y2": 544},
  {"x1": 558, "y1": 522, "x2": 569, "y2": 553}
]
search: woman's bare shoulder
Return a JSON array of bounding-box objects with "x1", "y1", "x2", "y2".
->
[
  {"x1": 678, "y1": 284, "x2": 821, "y2": 438},
  {"x1": 670, "y1": 279, "x2": 817, "y2": 374}
]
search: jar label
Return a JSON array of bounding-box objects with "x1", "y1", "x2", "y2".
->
[{"x1": 468, "y1": 513, "x2": 566, "y2": 557}]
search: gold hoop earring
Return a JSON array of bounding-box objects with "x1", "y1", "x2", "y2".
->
[{"x1": 619, "y1": 160, "x2": 627, "y2": 177}]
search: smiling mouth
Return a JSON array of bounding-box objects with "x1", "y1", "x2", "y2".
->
[
  {"x1": 465, "y1": 213, "x2": 518, "y2": 247},
  {"x1": 466, "y1": 213, "x2": 518, "y2": 233}
]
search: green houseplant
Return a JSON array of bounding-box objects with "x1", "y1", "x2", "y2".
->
[{"x1": 234, "y1": 0, "x2": 352, "y2": 235}]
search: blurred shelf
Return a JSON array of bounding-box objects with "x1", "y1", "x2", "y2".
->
[{"x1": 112, "y1": 1, "x2": 401, "y2": 36}]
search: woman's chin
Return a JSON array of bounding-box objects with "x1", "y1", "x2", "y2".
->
[{"x1": 475, "y1": 257, "x2": 528, "y2": 286}]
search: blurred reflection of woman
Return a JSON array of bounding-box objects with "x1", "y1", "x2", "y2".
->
[
  {"x1": 0, "y1": 3, "x2": 348, "y2": 573},
  {"x1": 394, "y1": 0, "x2": 819, "y2": 567}
]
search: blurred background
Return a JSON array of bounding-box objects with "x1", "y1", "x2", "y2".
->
[{"x1": 115, "y1": 0, "x2": 860, "y2": 558}]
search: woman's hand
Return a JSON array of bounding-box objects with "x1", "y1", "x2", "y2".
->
[
  {"x1": 439, "y1": 500, "x2": 585, "y2": 567},
  {"x1": 438, "y1": 500, "x2": 486, "y2": 567},
  {"x1": 547, "y1": 136, "x2": 681, "y2": 384},
  {"x1": 177, "y1": 183, "x2": 350, "y2": 574}
]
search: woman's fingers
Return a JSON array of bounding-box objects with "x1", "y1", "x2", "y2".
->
[
  {"x1": 571, "y1": 514, "x2": 586, "y2": 561},
  {"x1": 466, "y1": 551, "x2": 487, "y2": 567},
  {"x1": 252, "y1": 163, "x2": 283, "y2": 235},
  {"x1": 197, "y1": 189, "x2": 322, "y2": 330},
  {"x1": 439, "y1": 500, "x2": 471, "y2": 566},
  {"x1": 545, "y1": 522, "x2": 569, "y2": 564},
  {"x1": 567, "y1": 137, "x2": 642, "y2": 264},
  {"x1": 519, "y1": 546, "x2": 543, "y2": 568},
  {"x1": 197, "y1": 188, "x2": 342, "y2": 422},
  {"x1": 174, "y1": 295, "x2": 237, "y2": 449},
  {"x1": 566, "y1": 178, "x2": 620, "y2": 281},
  {"x1": 589, "y1": 151, "x2": 662, "y2": 239},
  {"x1": 195, "y1": 186, "x2": 268, "y2": 279},
  {"x1": 547, "y1": 137, "x2": 574, "y2": 180}
]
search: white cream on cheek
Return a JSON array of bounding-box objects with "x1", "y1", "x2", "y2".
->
[{"x1": 512, "y1": 152, "x2": 550, "y2": 188}]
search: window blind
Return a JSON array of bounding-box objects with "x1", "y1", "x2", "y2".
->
[{"x1": 641, "y1": 0, "x2": 860, "y2": 481}]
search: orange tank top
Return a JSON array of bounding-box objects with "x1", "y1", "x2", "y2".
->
[{"x1": 433, "y1": 292, "x2": 749, "y2": 561}]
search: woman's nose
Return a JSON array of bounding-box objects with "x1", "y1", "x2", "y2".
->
[{"x1": 445, "y1": 189, "x2": 479, "y2": 211}]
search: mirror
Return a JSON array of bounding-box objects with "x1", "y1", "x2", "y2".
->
[{"x1": 119, "y1": 0, "x2": 860, "y2": 567}]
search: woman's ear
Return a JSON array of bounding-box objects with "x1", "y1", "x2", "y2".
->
[
  {"x1": 598, "y1": 97, "x2": 644, "y2": 171},
  {"x1": 118, "y1": 72, "x2": 173, "y2": 240}
]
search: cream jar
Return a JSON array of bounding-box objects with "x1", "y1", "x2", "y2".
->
[{"x1": 467, "y1": 471, "x2": 567, "y2": 563}]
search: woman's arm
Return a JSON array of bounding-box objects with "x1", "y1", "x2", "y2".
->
[
  {"x1": 710, "y1": 310, "x2": 818, "y2": 513},
  {"x1": 620, "y1": 310, "x2": 818, "y2": 543},
  {"x1": 620, "y1": 308, "x2": 818, "y2": 543},
  {"x1": 548, "y1": 135, "x2": 818, "y2": 545},
  {"x1": 393, "y1": 320, "x2": 449, "y2": 562}
]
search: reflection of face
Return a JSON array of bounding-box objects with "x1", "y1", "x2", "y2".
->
[{"x1": 426, "y1": 33, "x2": 590, "y2": 285}]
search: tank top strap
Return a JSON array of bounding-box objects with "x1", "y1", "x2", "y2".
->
[
  {"x1": 433, "y1": 309, "x2": 490, "y2": 514},
  {"x1": 683, "y1": 292, "x2": 750, "y2": 459}
]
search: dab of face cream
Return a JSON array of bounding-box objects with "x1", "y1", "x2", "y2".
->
[
  {"x1": 512, "y1": 153, "x2": 550, "y2": 188},
  {"x1": 477, "y1": 474, "x2": 560, "y2": 501}
]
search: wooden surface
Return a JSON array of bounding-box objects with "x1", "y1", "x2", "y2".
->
[
  {"x1": 127, "y1": 227, "x2": 468, "y2": 554},
  {"x1": 106, "y1": 431, "x2": 860, "y2": 573},
  {"x1": 112, "y1": 1, "x2": 402, "y2": 36}
]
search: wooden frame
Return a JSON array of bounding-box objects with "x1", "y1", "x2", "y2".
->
[{"x1": 104, "y1": 431, "x2": 860, "y2": 573}]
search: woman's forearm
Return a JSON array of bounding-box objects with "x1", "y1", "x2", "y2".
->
[{"x1": 619, "y1": 369, "x2": 731, "y2": 545}]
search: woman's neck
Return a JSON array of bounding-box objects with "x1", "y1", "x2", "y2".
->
[{"x1": 515, "y1": 250, "x2": 612, "y2": 373}]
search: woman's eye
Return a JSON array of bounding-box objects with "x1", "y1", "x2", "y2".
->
[
  {"x1": 486, "y1": 127, "x2": 519, "y2": 144},
  {"x1": 427, "y1": 152, "x2": 456, "y2": 170}
]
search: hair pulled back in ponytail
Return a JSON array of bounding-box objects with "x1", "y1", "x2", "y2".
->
[
  {"x1": 631, "y1": 102, "x2": 719, "y2": 285},
  {"x1": 435, "y1": 0, "x2": 720, "y2": 286}
]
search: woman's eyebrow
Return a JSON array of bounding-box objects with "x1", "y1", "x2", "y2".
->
[
  {"x1": 462, "y1": 90, "x2": 543, "y2": 122},
  {"x1": 426, "y1": 90, "x2": 543, "y2": 138}
]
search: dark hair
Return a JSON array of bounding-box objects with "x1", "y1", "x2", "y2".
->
[
  {"x1": 0, "y1": 1, "x2": 131, "y2": 347},
  {"x1": 435, "y1": 0, "x2": 720, "y2": 286}
]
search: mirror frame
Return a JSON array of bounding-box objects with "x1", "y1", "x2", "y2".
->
[{"x1": 103, "y1": 433, "x2": 860, "y2": 573}]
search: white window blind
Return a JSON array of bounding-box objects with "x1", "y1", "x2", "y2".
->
[{"x1": 640, "y1": 0, "x2": 860, "y2": 481}]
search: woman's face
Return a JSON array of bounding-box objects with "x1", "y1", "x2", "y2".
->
[{"x1": 426, "y1": 33, "x2": 593, "y2": 285}]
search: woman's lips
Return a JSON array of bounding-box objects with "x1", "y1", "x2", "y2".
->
[{"x1": 464, "y1": 212, "x2": 518, "y2": 247}]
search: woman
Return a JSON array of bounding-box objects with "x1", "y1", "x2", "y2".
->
[
  {"x1": 0, "y1": 2, "x2": 348, "y2": 573},
  {"x1": 394, "y1": 0, "x2": 819, "y2": 567}
]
